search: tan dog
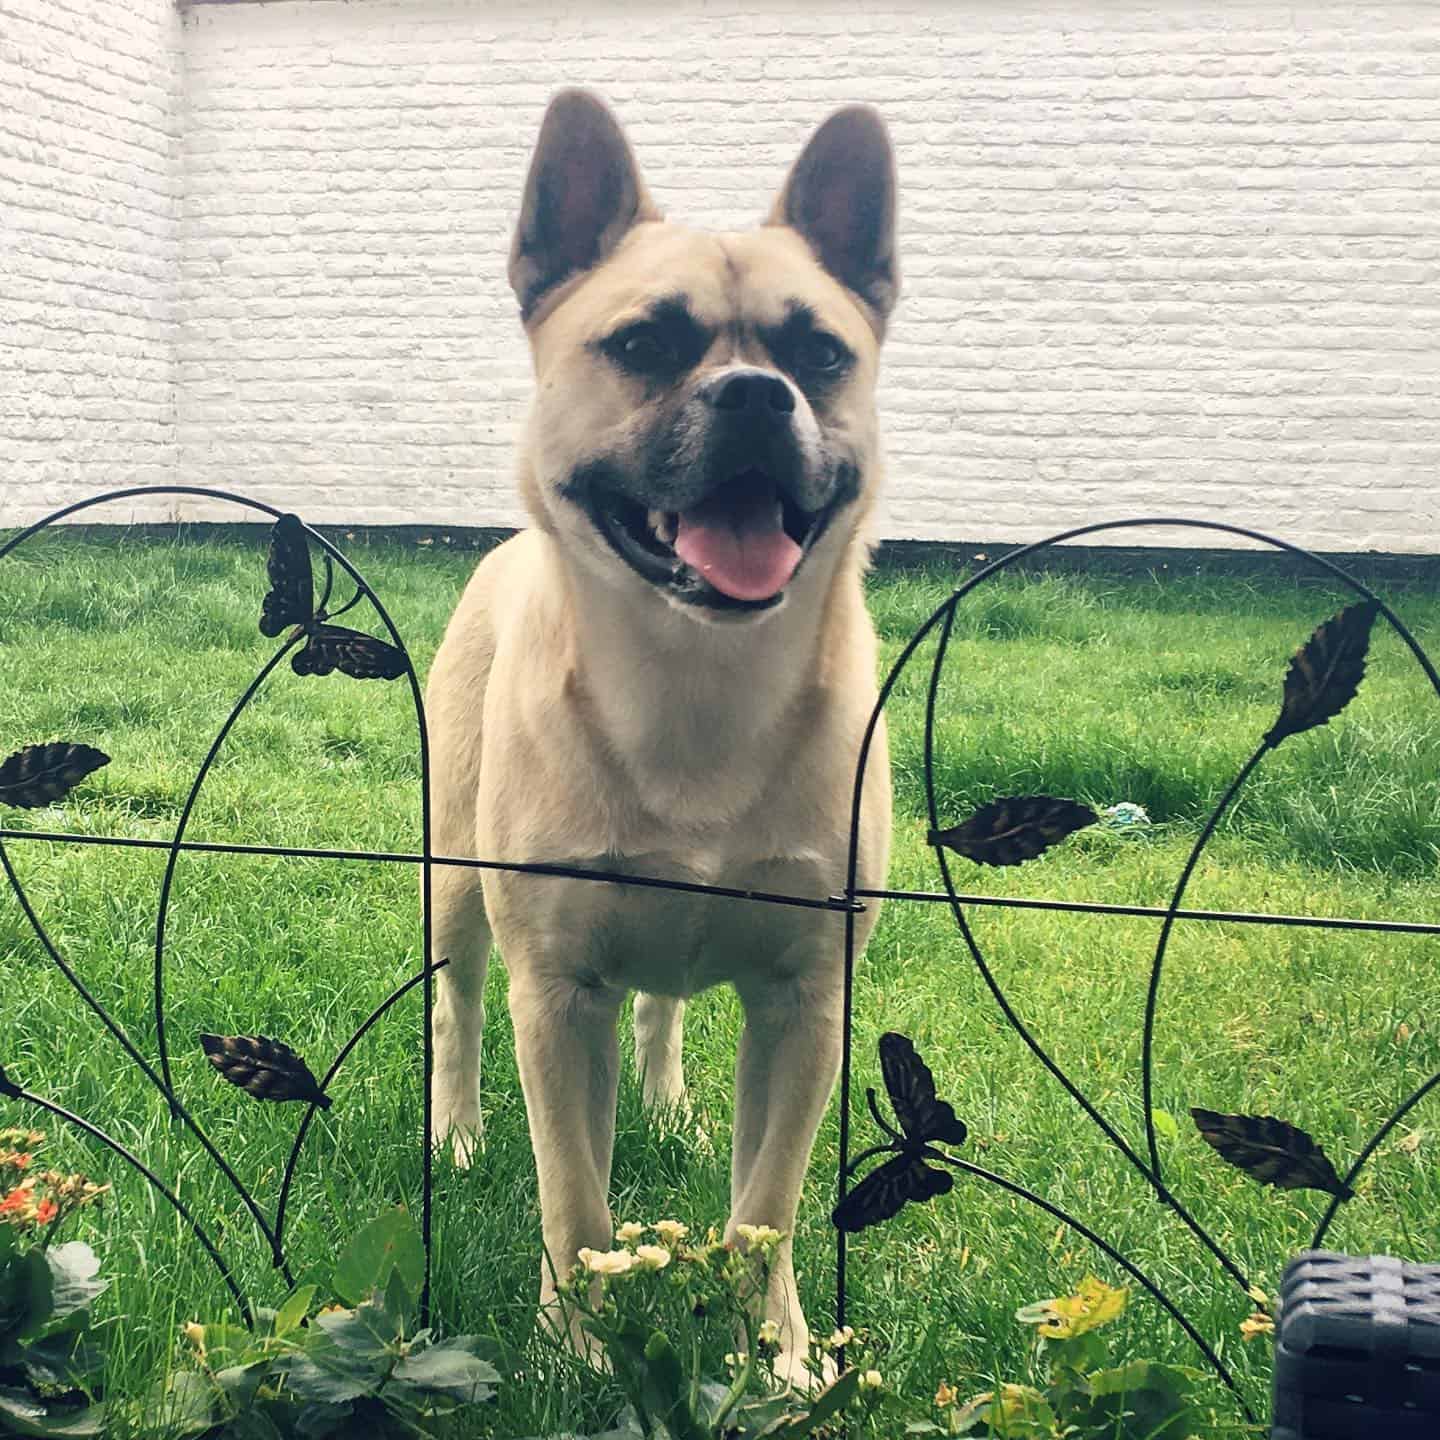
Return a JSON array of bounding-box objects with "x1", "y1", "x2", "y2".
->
[{"x1": 426, "y1": 89, "x2": 895, "y2": 1381}]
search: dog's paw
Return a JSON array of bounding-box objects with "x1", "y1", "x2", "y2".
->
[
  {"x1": 537, "y1": 1296, "x2": 609, "y2": 1374},
  {"x1": 430, "y1": 1109, "x2": 482, "y2": 1168},
  {"x1": 773, "y1": 1343, "x2": 836, "y2": 1395},
  {"x1": 448, "y1": 1126, "x2": 481, "y2": 1168},
  {"x1": 641, "y1": 1086, "x2": 693, "y2": 1134}
]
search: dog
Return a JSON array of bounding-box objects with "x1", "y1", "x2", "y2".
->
[{"x1": 426, "y1": 89, "x2": 896, "y2": 1383}]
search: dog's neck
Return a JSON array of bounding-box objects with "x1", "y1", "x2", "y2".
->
[{"x1": 547, "y1": 532, "x2": 867, "y2": 822}]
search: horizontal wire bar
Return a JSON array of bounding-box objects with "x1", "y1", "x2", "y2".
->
[
  {"x1": 0, "y1": 827, "x2": 860, "y2": 913},
  {"x1": 2, "y1": 826, "x2": 1434, "y2": 935},
  {"x1": 856, "y1": 885, "x2": 1440, "y2": 936}
]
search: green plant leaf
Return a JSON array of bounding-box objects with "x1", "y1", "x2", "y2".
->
[
  {"x1": 43, "y1": 1245, "x2": 104, "y2": 1326},
  {"x1": 1073, "y1": 1360, "x2": 1202, "y2": 1440},
  {"x1": 21, "y1": 1316, "x2": 106, "y2": 1392},
  {"x1": 953, "y1": 1384, "x2": 1057, "y2": 1437},
  {"x1": 332, "y1": 1208, "x2": 423, "y2": 1307},
  {"x1": 279, "y1": 1347, "x2": 377, "y2": 1406},
  {"x1": 770, "y1": 1365, "x2": 861, "y2": 1437},
  {"x1": 381, "y1": 1264, "x2": 413, "y2": 1330},
  {"x1": 188, "y1": 1319, "x2": 261, "y2": 1373},
  {"x1": 0, "y1": 1249, "x2": 54, "y2": 1347},
  {"x1": 390, "y1": 1338, "x2": 500, "y2": 1404},
  {"x1": 1150, "y1": 1108, "x2": 1179, "y2": 1142},
  {"x1": 143, "y1": 1371, "x2": 217, "y2": 1439},
  {"x1": 221, "y1": 1408, "x2": 289, "y2": 1440},
  {"x1": 291, "y1": 1397, "x2": 355, "y2": 1436},
  {"x1": 638, "y1": 1330, "x2": 704, "y2": 1440},
  {"x1": 314, "y1": 1298, "x2": 401, "y2": 1363},
  {"x1": 1040, "y1": 1327, "x2": 1108, "y2": 1382},
  {"x1": 0, "y1": 1387, "x2": 107, "y2": 1438},
  {"x1": 274, "y1": 1284, "x2": 317, "y2": 1337}
]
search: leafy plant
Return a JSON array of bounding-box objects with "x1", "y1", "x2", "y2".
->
[
  {"x1": 913, "y1": 1277, "x2": 1238, "y2": 1439},
  {"x1": 0, "y1": 1129, "x2": 111, "y2": 1438},
  {"x1": 160, "y1": 1207, "x2": 499, "y2": 1438},
  {"x1": 525, "y1": 1220, "x2": 883, "y2": 1440}
]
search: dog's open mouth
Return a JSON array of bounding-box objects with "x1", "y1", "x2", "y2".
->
[{"x1": 593, "y1": 469, "x2": 826, "y2": 611}]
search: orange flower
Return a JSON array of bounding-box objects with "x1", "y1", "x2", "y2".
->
[
  {"x1": 0, "y1": 1184, "x2": 34, "y2": 1216},
  {"x1": 33, "y1": 1197, "x2": 58, "y2": 1225}
]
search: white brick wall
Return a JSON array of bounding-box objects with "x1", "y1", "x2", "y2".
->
[
  {"x1": 5, "y1": 0, "x2": 1440, "y2": 551},
  {"x1": 1, "y1": 0, "x2": 182, "y2": 525}
]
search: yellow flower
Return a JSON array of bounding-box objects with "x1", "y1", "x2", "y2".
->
[
  {"x1": 935, "y1": 1381, "x2": 958, "y2": 1407},
  {"x1": 635, "y1": 1244, "x2": 671, "y2": 1271},
  {"x1": 757, "y1": 1319, "x2": 781, "y2": 1347},
  {"x1": 724, "y1": 1351, "x2": 748, "y2": 1369},
  {"x1": 615, "y1": 1222, "x2": 646, "y2": 1245},
  {"x1": 859, "y1": 1369, "x2": 883, "y2": 1392},
  {"x1": 826, "y1": 1326, "x2": 855, "y2": 1350},
  {"x1": 735, "y1": 1223, "x2": 783, "y2": 1253},
  {"x1": 578, "y1": 1246, "x2": 636, "y2": 1277},
  {"x1": 1240, "y1": 1310, "x2": 1275, "y2": 1342},
  {"x1": 1017, "y1": 1276, "x2": 1129, "y2": 1339},
  {"x1": 653, "y1": 1220, "x2": 689, "y2": 1246}
]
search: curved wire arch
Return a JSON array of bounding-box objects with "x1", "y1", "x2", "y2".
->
[
  {"x1": 835, "y1": 514, "x2": 1440, "y2": 1408},
  {"x1": 1, "y1": 486, "x2": 439, "y2": 1318}
]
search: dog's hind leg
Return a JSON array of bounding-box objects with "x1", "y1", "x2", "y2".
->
[
  {"x1": 426, "y1": 597, "x2": 495, "y2": 1169},
  {"x1": 429, "y1": 864, "x2": 491, "y2": 1167},
  {"x1": 632, "y1": 992, "x2": 686, "y2": 1113}
]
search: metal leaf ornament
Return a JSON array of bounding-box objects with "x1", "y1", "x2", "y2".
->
[
  {"x1": 930, "y1": 795, "x2": 1097, "y2": 867},
  {"x1": 1265, "y1": 599, "x2": 1380, "y2": 747},
  {"x1": 833, "y1": 1033, "x2": 968, "y2": 1233},
  {"x1": 0, "y1": 743, "x2": 109, "y2": 809},
  {"x1": 1190, "y1": 1107, "x2": 1353, "y2": 1200},
  {"x1": 200, "y1": 1033, "x2": 331, "y2": 1109},
  {"x1": 290, "y1": 624, "x2": 408, "y2": 681},
  {"x1": 259, "y1": 513, "x2": 315, "y2": 638},
  {"x1": 258, "y1": 514, "x2": 406, "y2": 682}
]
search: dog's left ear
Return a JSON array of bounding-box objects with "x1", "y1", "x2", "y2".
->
[
  {"x1": 510, "y1": 89, "x2": 661, "y2": 322},
  {"x1": 769, "y1": 106, "x2": 898, "y2": 322}
]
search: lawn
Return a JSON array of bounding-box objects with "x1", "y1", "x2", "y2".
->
[{"x1": 1, "y1": 528, "x2": 1438, "y2": 1436}]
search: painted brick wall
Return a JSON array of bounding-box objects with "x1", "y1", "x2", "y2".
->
[
  {"x1": 1, "y1": 0, "x2": 182, "y2": 526},
  {"x1": 6, "y1": 0, "x2": 1440, "y2": 551}
]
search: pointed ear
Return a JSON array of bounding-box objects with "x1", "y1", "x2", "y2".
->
[
  {"x1": 769, "y1": 105, "x2": 898, "y2": 321},
  {"x1": 509, "y1": 90, "x2": 660, "y2": 320}
]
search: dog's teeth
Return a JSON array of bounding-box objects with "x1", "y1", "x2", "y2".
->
[{"x1": 647, "y1": 510, "x2": 677, "y2": 544}]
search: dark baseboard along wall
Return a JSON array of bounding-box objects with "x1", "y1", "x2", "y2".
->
[{"x1": 14, "y1": 522, "x2": 1440, "y2": 588}]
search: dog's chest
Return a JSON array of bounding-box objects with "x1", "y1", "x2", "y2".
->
[{"x1": 482, "y1": 845, "x2": 849, "y2": 997}]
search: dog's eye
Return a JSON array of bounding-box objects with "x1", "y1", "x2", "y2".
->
[
  {"x1": 612, "y1": 326, "x2": 676, "y2": 372},
  {"x1": 798, "y1": 333, "x2": 847, "y2": 373}
]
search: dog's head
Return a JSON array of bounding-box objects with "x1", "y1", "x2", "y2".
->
[{"x1": 510, "y1": 90, "x2": 897, "y2": 621}]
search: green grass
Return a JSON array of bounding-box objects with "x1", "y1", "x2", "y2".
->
[{"x1": 1, "y1": 530, "x2": 1438, "y2": 1436}]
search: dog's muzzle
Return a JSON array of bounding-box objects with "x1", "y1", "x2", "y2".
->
[{"x1": 576, "y1": 368, "x2": 850, "y2": 613}]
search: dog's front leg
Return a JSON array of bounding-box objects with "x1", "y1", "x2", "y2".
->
[
  {"x1": 729, "y1": 963, "x2": 843, "y2": 1388},
  {"x1": 508, "y1": 970, "x2": 625, "y2": 1352}
]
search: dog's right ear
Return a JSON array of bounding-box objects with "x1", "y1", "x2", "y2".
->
[{"x1": 509, "y1": 90, "x2": 659, "y2": 322}]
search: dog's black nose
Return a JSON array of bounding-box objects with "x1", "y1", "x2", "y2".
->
[{"x1": 705, "y1": 368, "x2": 796, "y2": 417}]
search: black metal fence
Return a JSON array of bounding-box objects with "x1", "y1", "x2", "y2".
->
[{"x1": 3, "y1": 486, "x2": 1438, "y2": 1431}]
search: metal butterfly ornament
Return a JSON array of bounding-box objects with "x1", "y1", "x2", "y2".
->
[
  {"x1": 833, "y1": 1033, "x2": 969, "y2": 1233},
  {"x1": 259, "y1": 514, "x2": 407, "y2": 680}
]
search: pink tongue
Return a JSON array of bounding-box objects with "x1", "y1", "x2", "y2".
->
[{"x1": 674, "y1": 488, "x2": 802, "y2": 602}]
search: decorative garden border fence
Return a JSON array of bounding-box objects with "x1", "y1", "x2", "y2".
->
[{"x1": 3, "y1": 485, "x2": 1439, "y2": 1432}]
